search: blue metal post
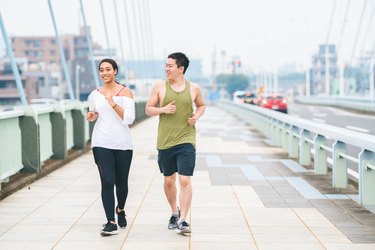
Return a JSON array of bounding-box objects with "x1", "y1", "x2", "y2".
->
[
  {"x1": 143, "y1": 0, "x2": 157, "y2": 76},
  {"x1": 113, "y1": 0, "x2": 127, "y2": 79},
  {"x1": 130, "y1": 0, "x2": 144, "y2": 78},
  {"x1": 99, "y1": 0, "x2": 111, "y2": 55},
  {"x1": 135, "y1": 0, "x2": 147, "y2": 66},
  {"x1": 138, "y1": 0, "x2": 152, "y2": 76},
  {"x1": 79, "y1": 0, "x2": 100, "y2": 88},
  {"x1": 122, "y1": 0, "x2": 134, "y2": 64},
  {"x1": 47, "y1": 0, "x2": 75, "y2": 100},
  {"x1": 0, "y1": 13, "x2": 27, "y2": 105}
]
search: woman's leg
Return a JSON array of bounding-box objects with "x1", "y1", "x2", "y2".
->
[
  {"x1": 92, "y1": 147, "x2": 116, "y2": 222},
  {"x1": 114, "y1": 150, "x2": 133, "y2": 209}
]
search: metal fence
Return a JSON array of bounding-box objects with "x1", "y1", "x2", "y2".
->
[
  {"x1": 0, "y1": 100, "x2": 147, "y2": 189},
  {"x1": 217, "y1": 100, "x2": 375, "y2": 206}
]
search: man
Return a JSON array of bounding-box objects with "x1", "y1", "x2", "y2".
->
[{"x1": 145, "y1": 52, "x2": 205, "y2": 234}]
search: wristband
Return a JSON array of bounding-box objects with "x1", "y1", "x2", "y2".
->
[{"x1": 112, "y1": 103, "x2": 117, "y2": 109}]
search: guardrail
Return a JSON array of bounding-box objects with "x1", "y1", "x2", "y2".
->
[
  {"x1": 217, "y1": 100, "x2": 375, "y2": 206},
  {"x1": 295, "y1": 96, "x2": 375, "y2": 113},
  {"x1": 0, "y1": 100, "x2": 147, "y2": 190}
]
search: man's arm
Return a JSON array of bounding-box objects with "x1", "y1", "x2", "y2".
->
[
  {"x1": 188, "y1": 84, "x2": 206, "y2": 125},
  {"x1": 145, "y1": 81, "x2": 176, "y2": 116},
  {"x1": 194, "y1": 86, "x2": 206, "y2": 119}
]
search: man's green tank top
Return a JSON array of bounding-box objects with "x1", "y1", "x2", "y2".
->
[{"x1": 157, "y1": 80, "x2": 195, "y2": 150}]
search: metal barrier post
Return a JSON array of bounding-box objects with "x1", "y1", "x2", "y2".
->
[
  {"x1": 264, "y1": 117, "x2": 271, "y2": 138},
  {"x1": 50, "y1": 104, "x2": 67, "y2": 159},
  {"x1": 277, "y1": 121, "x2": 283, "y2": 148},
  {"x1": 288, "y1": 126, "x2": 299, "y2": 158},
  {"x1": 314, "y1": 134, "x2": 327, "y2": 174},
  {"x1": 359, "y1": 150, "x2": 375, "y2": 206},
  {"x1": 271, "y1": 119, "x2": 279, "y2": 146},
  {"x1": 18, "y1": 107, "x2": 40, "y2": 172},
  {"x1": 282, "y1": 123, "x2": 289, "y2": 152},
  {"x1": 333, "y1": 141, "x2": 347, "y2": 188},
  {"x1": 299, "y1": 130, "x2": 311, "y2": 166},
  {"x1": 72, "y1": 103, "x2": 86, "y2": 149}
]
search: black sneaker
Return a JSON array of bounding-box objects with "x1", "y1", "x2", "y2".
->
[
  {"x1": 100, "y1": 222, "x2": 118, "y2": 236},
  {"x1": 116, "y1": 206, "x2": 127, "y2": 228},
  {"x1": 176, "y1": 220, "x2": 191, "y2": 234},
  {"x1": 168, "y1": 208, "x2": 180, "y2": 229}
]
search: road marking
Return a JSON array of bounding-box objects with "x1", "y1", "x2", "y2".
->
[
  {"x1": 313, "y1": 113, "x2": 327, "y2": 117},
  {"x1": 312, "y1": 118, "x2": 325, "y2": 123},
  {"x1": 345, "y1": 125, "x2": 370, "y2": 133},
  {"x1": 327, "y1": 107, "x2": 375, "y2": 119}
]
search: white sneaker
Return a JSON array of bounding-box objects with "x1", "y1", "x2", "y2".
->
[{"x1": 176, "y1": 220, "x2": 191, "y2": 234}]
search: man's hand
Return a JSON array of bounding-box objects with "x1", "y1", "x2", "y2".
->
[
  {"x1": 188, "y1": 113, "x2": 197, "y2": 125},
  {"x1": 163, "y1": 100, "x2": 176, "y2": 114}
]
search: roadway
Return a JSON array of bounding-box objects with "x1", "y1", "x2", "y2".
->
[
  {"x1": 288, "y1": 103, "x2": 375, "y2": 135},
  {"x1": 288, "y1": 102, "x2": 375, "y2": 178}
]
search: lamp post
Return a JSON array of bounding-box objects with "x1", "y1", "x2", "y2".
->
[{"x1": 289, "y1": 18, "x2": 311, "y2": 97}]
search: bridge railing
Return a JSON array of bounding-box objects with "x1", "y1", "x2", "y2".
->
[
  {"x1": 295, "y1": 96, "x2": 375, "y2": 112},
  {"x1": 0, "y1": 100, "x2": 147, "y2": 190},
  {"x1": 217, "y1": 100, "x2": 375, "y2": 206},
  {"x1": 0, "y1": 110, "x2": 24, "y2": 182}
]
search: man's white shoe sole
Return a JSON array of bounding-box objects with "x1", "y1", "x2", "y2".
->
[{"x1": 176, "y1": 228, "x2": 191, "y2": 234}]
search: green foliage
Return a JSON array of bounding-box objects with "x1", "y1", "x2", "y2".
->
[{"x1": 216, "y1": 73, "x2": 249, "y2": 95}]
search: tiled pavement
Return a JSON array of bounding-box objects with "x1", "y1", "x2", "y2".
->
[{"x1": 1, "y1": 105, "x2": 375, "y2": 249}]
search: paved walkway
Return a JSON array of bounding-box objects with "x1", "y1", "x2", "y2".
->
[{"x1": 1, "y1": 105, "x2": 375, "y2": 249}]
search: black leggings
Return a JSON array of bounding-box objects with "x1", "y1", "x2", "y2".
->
[{"x1": 92, "y1": 147, "x2": 133, "y2": 222}]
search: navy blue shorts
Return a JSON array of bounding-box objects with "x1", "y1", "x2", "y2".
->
[{"x1": 157, "y1": 143, "x2": 196, "y2": 176}]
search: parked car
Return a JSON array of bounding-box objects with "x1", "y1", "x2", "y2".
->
[
  {"x1": 233, "y1": 91, "x2": 256, "y2": 104},
  {"x1": 258, "y1": 95, "x2": 288, "y2": 113},
  {"x1": 252, "y1": 95, "x2": 264, "y2": 106}
]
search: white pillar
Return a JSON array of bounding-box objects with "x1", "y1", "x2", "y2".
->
[
  {"x1": 370, "y1": 62, "x2": 374, "y2": 98},
  {"x1": 325, "y1": 45, "x2": 330, "y2": 96}
]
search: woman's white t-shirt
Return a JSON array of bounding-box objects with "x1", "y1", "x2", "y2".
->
[{"x1": 88, "y1": 89, "x2": 135, "y2": 150}]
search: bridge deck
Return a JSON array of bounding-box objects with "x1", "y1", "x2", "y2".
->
[{"x1": 0, "y1": 106, "x2": 375, "y2": 249}]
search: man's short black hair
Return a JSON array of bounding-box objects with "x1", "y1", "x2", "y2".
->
[{"x1": 168, "y1": 52, "x2": 190, "y2": 74}]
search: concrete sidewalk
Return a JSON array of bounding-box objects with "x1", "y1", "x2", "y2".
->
[{"x1": 1, "y1": 105, "x2": 375, "y2": 249}]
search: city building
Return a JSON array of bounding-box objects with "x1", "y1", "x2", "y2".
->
[
  {"x1": 310, "y1": 44, "x2": 337, "y2": 95},
  {"x1": 2, "y1": 26, "x2": 205, "y2": 104},
  {"x1": 1, "y1": 27, "x2": 104, "y2": 104},
  {"x1": 0, "y1": 60, "x2": 38, "y2": 106}
]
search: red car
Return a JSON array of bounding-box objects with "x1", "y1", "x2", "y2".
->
[{"x1": 259, "y1": 95, "x2": 288, "y2": 113}]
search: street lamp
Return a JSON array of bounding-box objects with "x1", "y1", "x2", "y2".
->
[{"x1": 289, "y1": 18, "x2": 311, "y2": 97}]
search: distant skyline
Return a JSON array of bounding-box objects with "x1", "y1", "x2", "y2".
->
[{"x1": 1, "y1": 0, "x2": 373, "y2": 76}]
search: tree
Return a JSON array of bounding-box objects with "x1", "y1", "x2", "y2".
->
[{"x1": 216, "y1": 73, "x2": 249, "y2": 95}]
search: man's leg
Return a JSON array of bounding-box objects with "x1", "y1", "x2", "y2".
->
[
  {"x1": 164, "y1": 173, "x2": 179, "y2": 213},
  {"x1": 178, "y1": 175, "x2": 192, "y2": 221}
]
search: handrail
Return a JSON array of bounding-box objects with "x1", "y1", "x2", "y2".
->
[
  {"x1": 217, "y1": 100, "x2": 375, "y2": 206},
  {"x1": 0, "y1": 100, "x2": 148, "y2": 190},
  {"x1": 295, "y1": 96, "x2": 375, "y2": 113}
]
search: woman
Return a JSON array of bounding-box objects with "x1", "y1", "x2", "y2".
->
[{"x1": 86, "y1": 58, "x2": 135, "y2": 236}]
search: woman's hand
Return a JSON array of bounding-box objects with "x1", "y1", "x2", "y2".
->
[
  {"x1": 105, "y1": 93, "x2": 117, "y2": 108},
  {"x1": 86, "y1": 111, "x2": 98, "y2": 122}
]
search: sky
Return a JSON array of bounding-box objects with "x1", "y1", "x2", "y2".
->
[{"x1": 0, "y1": 0, "x2": 373, "y2": 76}]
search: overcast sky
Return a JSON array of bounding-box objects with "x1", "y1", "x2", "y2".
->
[{"x1": 0, "y1": 0, "x2": 373, "y2": 75}]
